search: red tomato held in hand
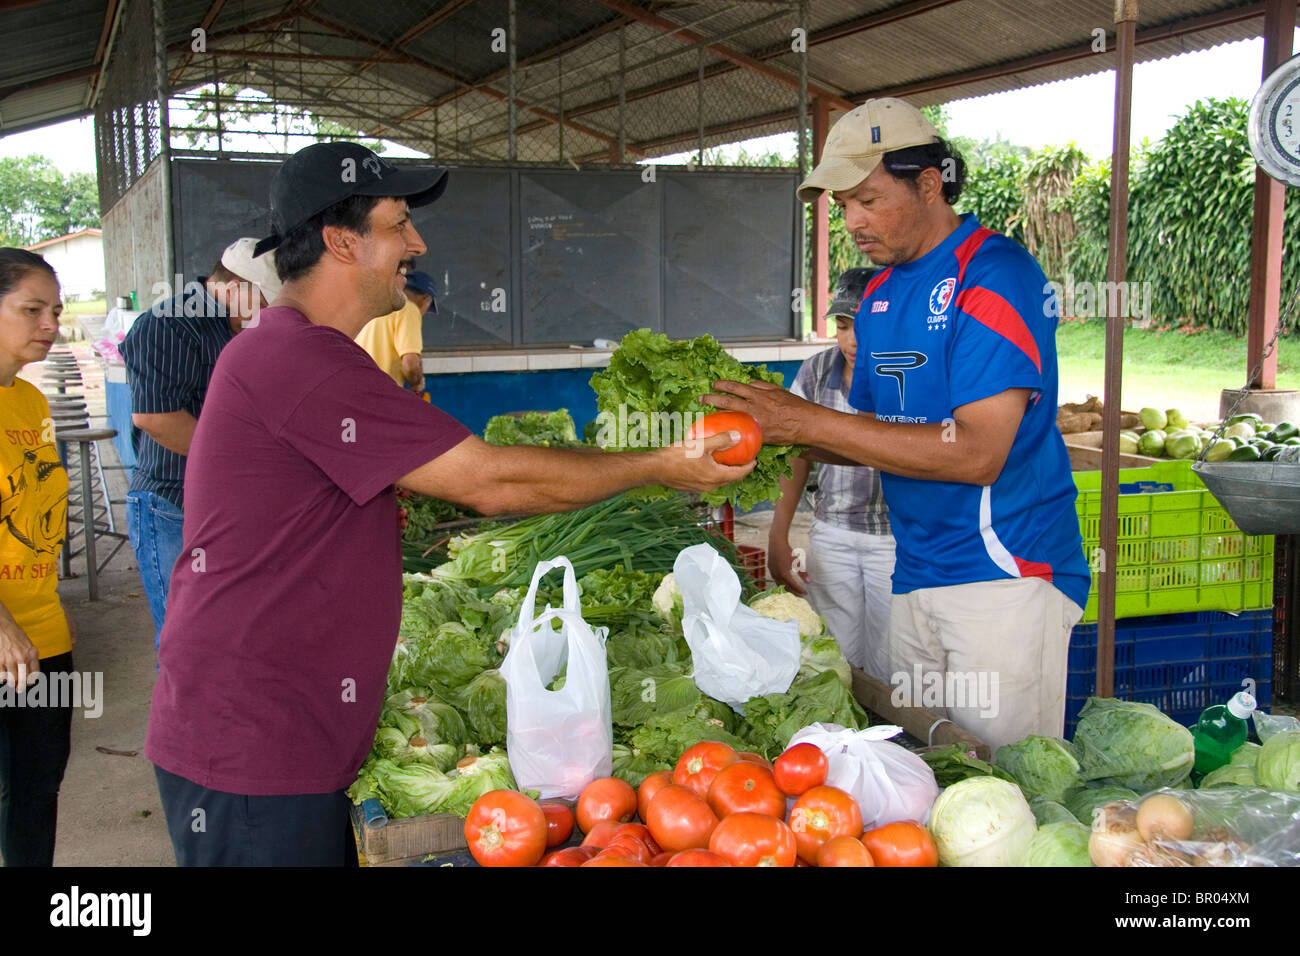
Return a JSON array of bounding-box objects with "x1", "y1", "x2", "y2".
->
[
  {"x1": 788, "y1": 785, "x2": 864, "y2": 865},
  {"x1": 539, "y1": 802, "x2": 575, "y2": 848},
  {"x1": 674, "y1": 741, "x2": 738, "y2": 799},
  {"x1": 707, "y1": 761, "x2": 787, "y2": 819},
  {"x1": 818, "y1": 835, "x2": 875, "y2": 868},
  {"x1": 576, "y1": 777, "x2": 637, "y2": 834},
  {"x1": 638, "y1": 770, "x2": 674, "y2": 822},
  {"x1": 465, "y1": 790, "x2": 549, "y2": 868},
  {"x1": 540, "y1": 846, "x2": 598, "y2": 867},
  {"x1": 860, "y1": 821, "x2": 939, "y2": 868},
  {"x1": 708, "y1": 812, "x2": 797, "y2": 867},
  {"x1": 773, "y1": 742, "x2": 829, "y2": 797},
  {"x1": 688, "y1": 411, "x2": 763, "y2": 465},
  {"x1": 666, "y1": 849, "x2": 732, "y2": 867},
  {"x1": 645, "y1": 784, "x2": 720, "y2": 853}
]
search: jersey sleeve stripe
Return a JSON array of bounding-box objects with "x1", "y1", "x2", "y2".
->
[
  {"x1": 953, "y1": 226, "x2": 997, "y2": 283},
  {"x1": 955, "y1": 285, "x2": 1043, "y2": 374},
  {"x1": 859, "y1": 267, "x2": 892, "y2": 308}
]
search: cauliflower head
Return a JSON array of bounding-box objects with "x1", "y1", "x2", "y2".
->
[
  {"x1": 748, "y1": 590, "x2": 824, "y2": 639},
  {"x1": 652, "y1": 572, "x2": 684, "y2": 630}
]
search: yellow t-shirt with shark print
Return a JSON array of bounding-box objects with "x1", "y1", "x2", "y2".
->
[{"x1": 0, "y1": 377, "x2": 70, "y2": 659}]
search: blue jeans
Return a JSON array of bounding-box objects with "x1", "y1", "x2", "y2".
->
[{"x1": 125, "y1": 490, "x2": 185, "y2": 655}]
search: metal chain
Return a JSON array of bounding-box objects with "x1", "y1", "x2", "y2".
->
[{"x1": 1196, "y1": 271, "x2": 1300, "y2": 463}]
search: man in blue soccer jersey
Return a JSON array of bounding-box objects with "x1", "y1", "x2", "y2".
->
[{"x1": 708, "y1": 98, "x2": 1089, "y2": 750}]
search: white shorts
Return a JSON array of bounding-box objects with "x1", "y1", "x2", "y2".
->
[
  {"x1": 804, "y1": 519, "x2": 896, "y2": 684},
  {"x1": 887, "y1": 577, "x2": 1084, "y2": 752}
]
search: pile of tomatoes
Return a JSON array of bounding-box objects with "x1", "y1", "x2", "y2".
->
[{"x1": 463, "y1": 740, "x2": 939, "y2": 867}]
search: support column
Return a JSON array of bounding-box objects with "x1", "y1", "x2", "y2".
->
[
  {"x1": 151, "y1": 0, "x2": 173, "y2": 278},
  {"x1": 1097, "y1": 0, "x2": 1138, "y2": 699},
  {"x1": 811, "y1": 97, "x2": 831, "y2": 338},
  {"x1": 1246, "y1": 0, "x2": 1296, "y2": 390}
]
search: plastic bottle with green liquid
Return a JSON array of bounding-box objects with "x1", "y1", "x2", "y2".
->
[{"x1": 1191, "y1": 691, "x2": 1257, "y2": 776}]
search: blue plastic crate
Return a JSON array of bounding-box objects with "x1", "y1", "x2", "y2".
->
[{"x1": 1065, "y1": 610, "x2": 1273, "y2": 735}]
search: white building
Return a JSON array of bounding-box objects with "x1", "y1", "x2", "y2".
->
[{"x1": 24, "y1": 228, "x2": 104, "y2": 301}]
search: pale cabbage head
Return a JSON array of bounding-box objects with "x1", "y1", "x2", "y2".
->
[{"x1": 928, "y1": 776, "x2": 1038, "y2": 866}]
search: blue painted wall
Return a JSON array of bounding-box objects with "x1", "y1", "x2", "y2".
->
[{"x1": 421, "y1": 359, "x2": 805, "y2": 435}]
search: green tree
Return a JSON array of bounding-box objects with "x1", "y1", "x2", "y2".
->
[
  {"x1": 0, "y1": 156, "x2": 100, "y2": 246},
  {"x1": 176, "y1": 83, "x2": 386, "y2": 153}
]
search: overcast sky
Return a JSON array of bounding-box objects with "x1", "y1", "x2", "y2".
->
[{"x1": 2, "y1": 33, "x2": 1293, "y2": 175}]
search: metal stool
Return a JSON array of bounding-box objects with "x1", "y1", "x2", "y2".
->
[
  {"x1": 54, "y1": 426, "x2": 128, "y2": 600},
  {"x1": 42, "y1": 373, "x2": 83, "y2": 395}
]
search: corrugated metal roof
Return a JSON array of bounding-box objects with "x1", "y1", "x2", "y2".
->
[{"x1": 0, "y1": 0, "x2": 1286, "y2": 159}]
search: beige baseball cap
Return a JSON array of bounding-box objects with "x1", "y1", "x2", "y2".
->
[
  {"x1": 220, "y1": 237, "x2": 283, "y2": 300},
  {"x1": 797, "y1": 98, "x2": 939, "y2": 203}
]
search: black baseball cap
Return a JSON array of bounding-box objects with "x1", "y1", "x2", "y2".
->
[
  {"x1": 404, "y1": 270, "x2": 438, "y2": 312},
  {"x1": 253, "y1": 142, "x2": 449, "y2": 256},
  {"x1": 826, "y1": 266, "x2": 881, "y2": 320}
]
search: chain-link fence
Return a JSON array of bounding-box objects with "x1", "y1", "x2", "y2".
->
[{"x1": 94, "y1": 0, "x2": 164, "y2": 213}]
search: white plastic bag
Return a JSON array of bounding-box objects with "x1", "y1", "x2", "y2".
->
[
  {"x1": 500, "y1": 558, "x2": 613, "y2": 799},
  {"x1": 674, "y1": 543, "x2": 801, "y2": 711},
  {"x1": 789, "y1": 723, "x2": 940, "y2": 830}
]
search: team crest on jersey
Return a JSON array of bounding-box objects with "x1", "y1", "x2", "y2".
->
[{"x1": 929, "y1": 278, "x2": 956, "y2": 315}]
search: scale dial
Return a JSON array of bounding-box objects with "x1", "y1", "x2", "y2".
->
[{"x1": 1250, "y1": 52, "x2": 1300, "y2": 187}]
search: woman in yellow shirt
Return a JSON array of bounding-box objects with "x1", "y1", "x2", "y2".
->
[{"x1": 0, "y1": 248, "x2": 76, "y2": 866}]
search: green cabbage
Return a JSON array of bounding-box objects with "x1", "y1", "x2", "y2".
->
[
  {"x1": 609, "y1": 664, "x2": 701, "y2": 727},
  {"x1": 1029, "y1": 798, "x2": 1079, "y2": 827},
  {"x1": 1062, "y1": 784, "x2": 1140, "y2": 825},
  {"x1": 1230, "y1": 740, "x2": 1263, "y2": 767},
  {"x1": 402, "y1": 621, "x2": 502, "y2": 689},
  {"x1": 740, "y1": 670, "x2": 869, "y2": 759},
  {"x1": 928, "y1": 777, "x2": 1038, "y2": 866},
  {"x1": 611, "y1": 744, "x2": 674, "y2": 789},
  {"x1": 351, "y1": 748, "x2": 518, "y2": 818},
  {"x1": 628, "y1": 710, "x2": 749, "y2": 766},
  {"x1": 920, "y1": 743, "x2": 1017, "y2": 789},
  {"x1": 1072, "y1": 697, "x2": 1195, "y2": 791},
  {"x1": 798, "y1": 634, "x2": 853, "y2": 689},
  {"x1": 1024, "y1": 821, "x2": 1093, "y2": 867},
  {"x1": 383, "y1": 688, "x2": 469, "y2": 747},
  {"x1": 994, "y1": 735, "x2": 1081, "y2": 804},
  {"x1": 483, "y1": 409, "x2": 583, "y2": 447},
  {"x1": 1256, "y1": 730, "x2": 1300, "y2": 792},
  {"x1": 1199, "y1": 763, "x2": 1257, "y2": 789},
  {"x1": 451, "y1": 669, "x2": 508, "y2": 746},
  {"x1": 605, "y1": 621, "x2": 692, "y2": 670}
]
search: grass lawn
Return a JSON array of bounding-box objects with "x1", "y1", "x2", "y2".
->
[
  {"x1": 61, "y1": 298, "x2": 107, "y2": 317},
  {"x1": 1055, "y1": 319, "x2": 1298, "y2": 422}
]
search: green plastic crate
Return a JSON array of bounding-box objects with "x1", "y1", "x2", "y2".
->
[{"x1": 1073, "y1": 460, "x2": 1273, "y2": 623}]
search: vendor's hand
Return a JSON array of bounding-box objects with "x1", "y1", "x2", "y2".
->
[
  {"x1": 767, "y1": 535, "x2": 808, "y2": 596},
  {"x1": 0, "y1": 619, "x2": 40, "y2": 691},
  {"x1": 657, "y1": 430, "x2": 756, "y2": 493},
  {"x1": 703, "y1": 380, "x2": 819, "y2": 446}
]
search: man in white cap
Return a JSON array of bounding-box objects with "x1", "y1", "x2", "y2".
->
[
  {"x1": 119, "y1": 238, "x2": 280, "y2": 655},
  {"x1": 709, "y1": 98, "x2": 1088, "y2": 750}
]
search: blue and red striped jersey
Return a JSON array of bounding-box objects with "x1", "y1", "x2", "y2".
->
[{"x1": 847, "y1": 214, "x2": 1090, "y2": 610}]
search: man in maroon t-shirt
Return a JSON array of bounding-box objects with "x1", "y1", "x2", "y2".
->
[{"x1": 145, "y1": 142, "x2": 752, "y2": 866}]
